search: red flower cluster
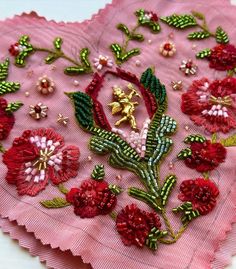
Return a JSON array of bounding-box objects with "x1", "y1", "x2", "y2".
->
[
  {"x1": 116, "y1": 204, "x2": 161, "y2": 248},
  {"x1": 181, "y1": 77, "x2": 236, "y2": 133},
  {"x1": 209, "y1": 44, "x2": 236, "y2": 71},
  {"x1": 178, "y1": 178, "x2": 219, "y2": 215},
  {"x1": 185, "y1": 140, "x2": 226, "y2": 173},
  {"x1": 66, "y1": 179, "x2": 117, "y2": 218},
  {"x1": 0, "y1": 98, "x2": 15, "y2": 140}
]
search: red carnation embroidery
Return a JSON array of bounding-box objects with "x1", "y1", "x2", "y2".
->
[
  {"x1": 9, "y1": 42, "x2": 26, "y2": 57},
  {"x1": 209, "y1": 44, "x2": 236, "y2": 71},
  {"x1": 3, "y1": 128, "x2": 80, "y2": 196},
  {"x1": 66, "y1": 179, "x2": 117, "y2": 218},
  {"x1": 185, "y1": 140, "x2": 226, "y2": 173},
  {"x1": 178, "y1": 178, "x2": 219, "y2": 215},
  {"x1": 0, "y1": 98, "x2": 15, "y2": 140},
  {"x1": 116, "y1": 204, "x2": 161, "y2": 248},
  {"x1": 181, "y1": 77, "x2": 236, "y2": 133}
]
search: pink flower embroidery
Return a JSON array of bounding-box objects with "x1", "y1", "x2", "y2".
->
[
  {"x1": 3, "y1": 128, "x2": 80, "y2": 196},
  {"x1": 181, "y1": 77, "x2": 236, "y2": 133}
]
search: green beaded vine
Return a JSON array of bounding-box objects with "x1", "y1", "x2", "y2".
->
[{"x1": 12, "y1": 35, "x2": 93, "y2": 75}]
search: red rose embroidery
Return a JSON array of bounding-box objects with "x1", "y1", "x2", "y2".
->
[
  {"x1": 66, "y1": 179, "x2": 117, "y2": 218},
  {"x1": 178, "y1": 178, "x2": 219, "y2": 215},
  {"x1": 116, "y1": 204, "x2": 161, "y2": 248},
  {"x1": 181, "y1": 77, "x2": 236, "y2": 133},
  {"x1": 3, "y1": 128, "x2": 80, "y2": 196},
  {"x1": 0, "y1": 98, "x2": 15, "y2": 140},
  {"x1": 209, "y1": 44, "x2": 236, "y2": 71},
  {"x1": 184, "y1": 140, "x2": 226, "y2": 173}
]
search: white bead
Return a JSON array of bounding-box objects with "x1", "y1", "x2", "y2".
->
[
  {"x1": 48, "y1": 160, "x2": 55, "y2": 166},
  {"x1": 47, "y1": 140, "x2": 53, "y2": 146},
  {"x1": 25, "y1": 167, "x2": 32, "y2": 174},
  {"x1": 216, "y1": 104, "x2": 221, "y2": 110},
  {"x1": 25, "y1": 162, "x2": 32, "y2": 168},
  {"x1": 34, "y1": 175, "x2": 39, "y2": 183}
]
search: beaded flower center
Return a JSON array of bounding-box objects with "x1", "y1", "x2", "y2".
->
[{"x1": 24, "y1": 135, "x2": 62, "y2": 183}]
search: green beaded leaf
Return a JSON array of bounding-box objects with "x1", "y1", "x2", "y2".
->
[
  {"x1": 160, "y1": 175, "x2": 177, "y2": 206},
  {"x1": 53, "y1": 37, "x2": 63, "y2": 50},
  {"x1": 177, "y1": 148, "x2": 192, "y2": 159},
  {"x1": 45, "y1": 54, "x2": 59, "y2": 64},
  {"x1": 196, "y1": 48, "x2": 211, "y2": 59},
  {"x1": 91, "y1": 164, "x2": 105, "y2": 181},
  {"x1": 40, "y1": 197, "x2": 71, "y2": 208},
  {"x1": 135, "y1": 9, "x2": 161, "y2": 33},
  {"x1": 0, "y1": 81, "x2": 20, "y2": 96},
  {"x1": 173, "y1": 202, "x2": 200, "y2": 225},
  {"x1": 130, "y1": 33, "x2": 144, "y2": 42},
  {"x1": 117, "y1": 23, "x2": 130, "y2": 37},
  {"x1": 15, "y1": 35, "x2": 35, "y2": 67},
  {"x1": 0, "y1": 58, "x2": 9, "y2": 81},
  {"x1": 161, "y1": 14, "x2": 197, "y2": 29},
  {"x1": 188, "y1": 31, "x2": 210, "y2": 40},
  {"x1": 5, "y1": 101, "x2": 23, "y2": 113},
  {"x1": 215, "y1": 26, "x2": 229, "y2": 44},
  {"x1": 220, "y1": 134, "x2": 236, "y2": 147},
  {"x1": 58, "y1": 184, "x2": 69, "y2": 195},
  {"x1": 184, "y1": 134, "x2": 206, "y2": 144},
  {"x1": 146, "y1": 228, "x2": 168, "y2": 251},
  {"x1": 109, "y1": 184, "x2": 123, "y2": 195},
  {"x1": 66, "y1": 91, "x2": 94, "y2": 129},
  {"x1": 110, "y1": 43, "x2": 140, "y2": 64},
  {"x1": 64, "y1": 48, "x2": 92, "y2": 75}
]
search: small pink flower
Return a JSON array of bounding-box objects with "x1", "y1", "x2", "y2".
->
[
  {"x1": 179, "y1": 59, "x2": 198, "y2": 76},
  {"x1": 159, "y1": 41, "x2": 176, "y2": 57},
  {"x1": 93, "y1": 55, "x2": 113, "y2": 71},
  {"x1": 36, "y1": 75, "x2": 55, "y2": 95}
]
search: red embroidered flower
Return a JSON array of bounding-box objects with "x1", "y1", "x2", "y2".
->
[
  {"x1": 209, "y1": 44, "x2": 236, "y2": 71},
  {"x1": 0, "y1": 98, "x2": 15, "y2": 140},
  {"x1": 66, "y1": 179, "x2": 117, "y2": 218},
  {"x1": 181, "y1": 77, "x2": 236, "y2": 133},
  {"x1": 184, "y1": 140, "x2": 226, "y2": 173},
  {"x1": 3, "y1": 128, "x2": 80, "y2": 196},
  {"x1": 178, "y1": 178, "x2": 219, "y2": 215},
  {"x1": 116, "y1": 204, "x2": 161, "y2": 248},
  {"x1": 9, "y1": 43, "x2": 26, "y2": 57}
]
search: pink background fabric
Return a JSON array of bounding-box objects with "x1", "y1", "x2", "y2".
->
[{"x1": 0, "y1": 0, "x2": 236, "y2": 268}]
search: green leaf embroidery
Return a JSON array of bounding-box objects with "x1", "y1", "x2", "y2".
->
[
  {"x1": 177, "y1": 148, "x2": 192, "y2": 159},
  {"x1": 188, "y1": 31, "x2": 210, "y2": 40},
  {"x1": 184, "y1": 134, "x2": 206, "y2": 143},
  {"x1": 40, "y1": 197, "x2": 71, "y2": 208},
  {"x1": 196, "y1": 48, "x2": 211, "y2": 59},
  {"x1": 91, "y1": 164, "x2": 105, "y2": 181},
  {"x1": 146, "y1": 228, "x2": 168, "y2": 250},
  {"x1": 173, "y1": 202, "x2": 200, "y2": 225},
  {"x1": 0, "y1": 81, "x2": 20, "y2": 96},
  {"x1": 110, "y1": 43, "x2": 140, "y2": 64},
  {"x1": 215, "y1": 26, "x2": 229, "y2": 44},
  {"x1": 65, "y1": 91, "x2": 94, "y2": 129},
  {"x1": 160, "y1": 175, "x2": 177, "y2": 206},
  {"x1": 161, "y1": 14, "x2": 197, "y2": 29},
  {"x1": 0, "y1": 58, "x2": 9, "y2": 81},
  {"x1": 5, "y1": 101, "x2": 23, "y2": 113},
  {"x1": 109, "y1": 184, "x2": 123, "y2": 195},
  {"x1": 220, "y1": 134, "x2": 236, "y2": 147},
  {"x1": 15, "y1": 35, "x2": 35, "y2": 67},
  {"x1": 130, "y1": 33, "x2": 144, "y2": 42},
  {"x1": 58, "y1": 184, "x2": 69, "y2": 195},
  {"x1": 117, "y1": 23, "x2": 130, "y2": 37},
  {"x1": 53, "y1": 37, "x2": 63, "y2": 50},
  {"x1": 135, "y1": 9, "x2": 161, "y2": 33}
]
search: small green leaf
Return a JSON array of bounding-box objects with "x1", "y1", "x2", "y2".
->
[
  {"x1": 64, "y1": 66, "x2": 87, "y2": 75},
  {"x1": 184, "y1": 134, "x2": 206, "y2": 143},
  {"x1": 146, "y1": 228, "x2": 168, "y2": 251},
  {"x1": 196, "y1": 48, "x2": 211, "y2": 59},
  {"x1": 188, "y1": 31, "x2": 210, "y2": 40},
  {"x1": 215, "y1": 26, "x2": 229, "y2": 44},
  {"x1": 80, "y1": 48, "x2": 91, "y2": 69},
  {"x1": 40, "y1": 197, "x2": 71, "y2": 208},
  {"x1": 117, "y1": 23, "x2": 130, "y2": 37},
  {"x1": 109, "y1": 184, "x2": 123, "y2": 195},
  {"x1": 91, "y1": 164, "x2": 105, "y2": 181},
  {"x1": 130, "y1": 33, "x2": 144, "y2": 42},
  {"x1": 177, "y1": 148, "x2": 192, "y2": 159},
  {"x1": 0, "y1": 81, "x2": 20, "y2": 95},
  {"x1": 0, "y1": 58, "x2": 9, "y2": 81},
  {"x1": 161, "y1": 14, "x2": 197, "y2": 29},
  {"x1": 211, "y1": 133, "x2": 218, "y2": 143},
  {"x1": 15, "y1": 35, "x2": 35, "y2": 67},
  {"x1": 110, "y1": 43, "x2": 140, "y2": 64},
  {"x1": 58, "y1": 184, "x2": 69, "y2": 195},
  {"x1": 45, "y1": 54, "x2": 59, "y2": 64},
  {"x1": 53, "y1": 37, "x2": 63, "y2": 50},
  {"x1": 5, "y1": 101, "x2": 23, "y2": 113},
  {"x1": 220, "y1": 134, "x2": 236, "y2": 147},
  {"x1": 173, "y1": 202, "x2": 200, "y2": 225}
]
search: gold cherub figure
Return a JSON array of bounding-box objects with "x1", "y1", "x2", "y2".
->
[{"x1": 109, "y1": 83, "x2": 140, "y2": 129}]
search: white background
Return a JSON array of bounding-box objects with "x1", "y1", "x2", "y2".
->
[{"x1": 0, "y1": 0, "x2": 235, "y2": 268}]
